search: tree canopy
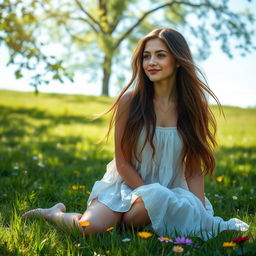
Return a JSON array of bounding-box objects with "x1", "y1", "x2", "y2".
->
[{"x1": 1, "y1": 0, "x2": 255, "y2": 95}]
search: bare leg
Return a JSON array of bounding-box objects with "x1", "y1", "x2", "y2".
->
[
  {"x1": 122, "y1": 197, "x2": 151, "y2": 228},
  {"x1": 79, "y1": 199, "x2": 123, "y2": 235},
  {"x1": 22, "y1": 203, "x2": 83, "y2": 232},
  {"x1": 22, "y1": 200, "x2": 124, "y2": 236},
  {"x1": 22, "y1": 203, "x2": 66, "y2": 220}
]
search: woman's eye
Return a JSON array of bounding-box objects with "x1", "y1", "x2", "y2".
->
[
  {"x1": 158, "y1": 54, "x2": 166, "y2": 58},
  {"x1": 143, "y1": 55, "x2": 150, "y2": 59}
]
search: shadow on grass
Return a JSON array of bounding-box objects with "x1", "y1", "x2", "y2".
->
[
  {"x1": 0, "y1": 104, "x2": 112, "y2": 220},
  {"x1": 215, "y1": 145, "x2": 256, "y2": 176},
  {"x1": 0, "y1": 105, "x2": 105, "y2": 126},
  {"x1": 0, "y1": 104, "x2": 108, "y2": 168},
  {"x1": 205, "y1": 146, "x2": 256, "y2": 218}
]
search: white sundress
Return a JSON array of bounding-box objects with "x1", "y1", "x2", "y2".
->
[{"x1": 87, "y1": 126, "x2": 249, "y2": 240}]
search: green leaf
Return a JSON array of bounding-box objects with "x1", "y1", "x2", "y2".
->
[{"x1": 15, "y1": 70, "x2": 23, "y2": 79}]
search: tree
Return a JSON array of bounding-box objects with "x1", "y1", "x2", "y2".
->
[
  {"x1": 1, "y1": 0, "x2": 255, "y2": 96},
  {"x1": 0, "y1": 0, "x2": 74, "y2": 93}
]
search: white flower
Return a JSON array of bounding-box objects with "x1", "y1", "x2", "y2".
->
[
  {"x1": 232, "y1": 196, "x2": 238, "y2": 200},
  {"x1": 122, "y1": 238, "x2": 131, "y2": 242},
  {"x1": 172, "y1": 246, "x2": 184, "y2": 253},
  {"x1": 38, "y1": 162, "x2": 45, "y2": 168},
  {"x1": 32, "y1": 155, "x2": 38, "y2": 160},
  {"x1": 93, "y1": 252, "x2": 105, "y2": 256}
]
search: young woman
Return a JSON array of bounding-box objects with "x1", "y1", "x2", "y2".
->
[{"x1": 22, "y1": 28, "x2": 249, "y2": 239}]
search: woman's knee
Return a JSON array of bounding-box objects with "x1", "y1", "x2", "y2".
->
[
  {"x1": 122, "y1": 202, "x2": 150, "y2": 227},
  {"x1": 78, "y1": 199, "x2": 123, "y2": 235}
]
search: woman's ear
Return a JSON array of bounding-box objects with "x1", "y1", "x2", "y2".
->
[{"x1": 176, "y1": 63, "x2": 180, "y2": 68}]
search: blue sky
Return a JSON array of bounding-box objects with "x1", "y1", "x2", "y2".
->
[{"x1": 1, "y1": 1, "x2": 256, "y2": 107}]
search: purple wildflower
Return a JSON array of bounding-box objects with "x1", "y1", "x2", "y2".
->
[{"x1": 175, "y1": 237, "x2": 192, "y2": 245}]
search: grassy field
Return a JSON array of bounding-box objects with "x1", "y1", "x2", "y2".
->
[{"x1": 0, "y1": 89, "x2": 255, "y2": 256}]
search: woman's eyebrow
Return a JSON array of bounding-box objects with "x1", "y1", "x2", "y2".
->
[{"x1": 143, "y1": 49, "x2": 168, "y2": 53}]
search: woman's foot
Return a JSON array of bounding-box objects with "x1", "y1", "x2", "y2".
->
[{"x1": 21, "y1": 203, "x2": 66, "y2": 220}]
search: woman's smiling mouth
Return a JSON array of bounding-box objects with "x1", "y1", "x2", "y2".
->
[{"x1": 148, "y1": 69, "x2": 160, "y2": 74}]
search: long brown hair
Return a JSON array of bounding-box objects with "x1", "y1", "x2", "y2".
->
[{"x1": 106, "y1": 27, "x2": 221, "y2": 176}]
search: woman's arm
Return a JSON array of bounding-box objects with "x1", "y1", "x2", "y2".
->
[
  {"x1": 185, "y1": 163, "x2": 206, "y2": 207},
  {"x1": 114, "y1": 92, "x2": 145, "y2": 190}
]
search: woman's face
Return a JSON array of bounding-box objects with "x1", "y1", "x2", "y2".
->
[{"x1": 142, "y1": 38, "x2": 178, "y2": 83}]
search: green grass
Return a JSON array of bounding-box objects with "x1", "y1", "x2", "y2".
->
[{"x1": 0, "y1": 89, "x2": 255, "y2": 255}]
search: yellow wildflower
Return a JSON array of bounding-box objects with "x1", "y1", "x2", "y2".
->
[
  {"x1": 216, "y1": 176, "x2": 224, "y2": 182},
  {"x1": 79, "y1": 185, "x2": 86, "y2": 189},
  {"x1": 79, "y1": 221, "x2": 91, "y2": 227},
  {"x1": 106, "y1": 227, "x2": 114, "y2": 231},
  {"x1": 172, "y1": 246, "x2": 184, "y2": 253},
  {"x1": 158, "y1": 236, "x2": 173, "y2": 242},
  {"x1": 137, "y1": 231, "x2": 153, "y2": 239},
  {"x1": 163, "y1": 237, "x2": 171, "y2": 241},
  {"x1": 223, "y1": 242, "x2": 236, "y2": 247},
  {"x1": 71, "y1": 185, "x2": 78, "y2": 190}
]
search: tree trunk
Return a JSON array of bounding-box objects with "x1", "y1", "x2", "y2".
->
[{"x1": 102, "y1": 55, "x2": 112, "y2": 96}]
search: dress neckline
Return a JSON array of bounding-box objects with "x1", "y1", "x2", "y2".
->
[{"x1": 156, "y1": 126, "x2": 177, "y2": 131}]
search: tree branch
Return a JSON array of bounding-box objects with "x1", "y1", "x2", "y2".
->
[
  {"x1": 114, "y1": 0, "x2": 217, "y2": 49},
  {"x1": 69, "y1": 16, "x2": 99, "y2": 33},
  {"x1": 109, "y1": 13, "x2": 123, "y2": 34},
  {"x1": 74, "y1": 0, "x2": 104, "y2": 32},
  {"x1": 38, "y1": 1, "x2": 100, "y2": 34}
]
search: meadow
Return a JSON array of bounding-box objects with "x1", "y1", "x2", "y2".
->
[{"x1": 0, "y1": 89, "x2": 255, "y2": 255}]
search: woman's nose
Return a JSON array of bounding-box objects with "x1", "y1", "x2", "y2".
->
[{"x1": 149, "y1": 57, "x2": 157, "y2": 65}]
